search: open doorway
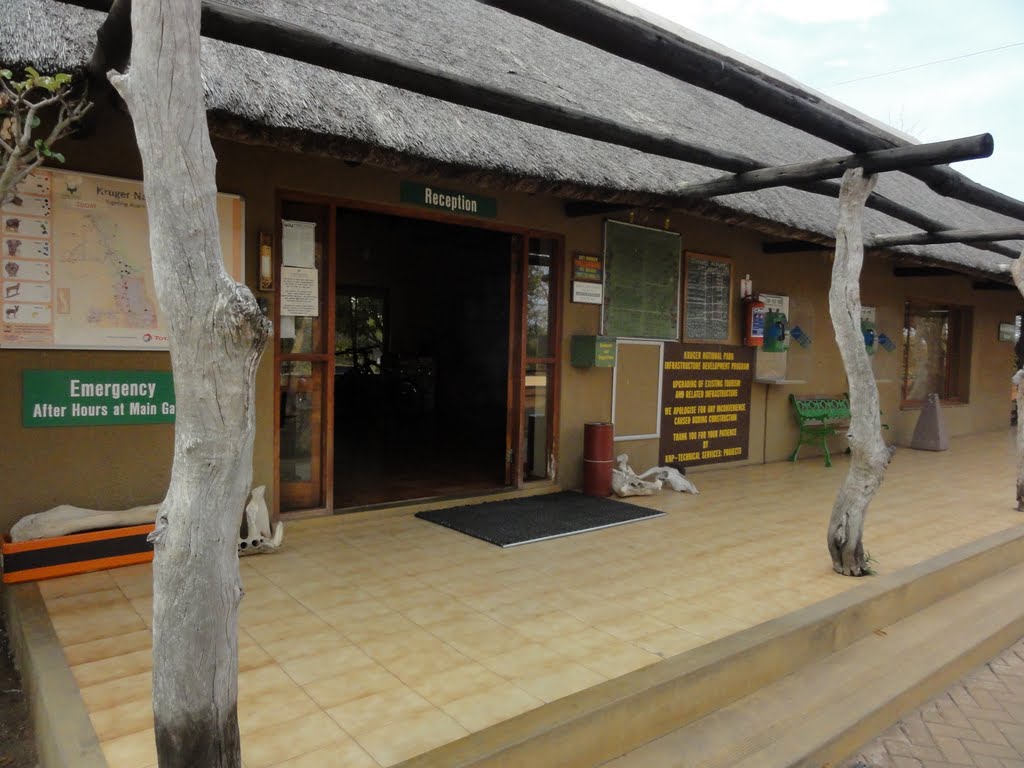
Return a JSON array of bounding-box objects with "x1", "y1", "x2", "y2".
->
[{"x1": 333, "y1": 210, "x2": 514, "y2": 507}]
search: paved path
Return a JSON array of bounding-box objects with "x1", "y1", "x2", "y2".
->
[{"x1": 841, "y1": 636, "x2": 1024, "y2": 768}]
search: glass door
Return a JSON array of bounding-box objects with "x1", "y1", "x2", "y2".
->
[
  {"x1": 277, "y1": 201, "x2": 333, "y2": 512},
  {"x1": 520, "y1": 235, "x2": 562, "y2": 482}
]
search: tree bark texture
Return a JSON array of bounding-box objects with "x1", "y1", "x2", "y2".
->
[
  {"x1": 1010, "y1": 247, "x2": 1024, "y2": 510},
  {"x1": 827, "y1": 168, "x2": 892, "y2": 577},
  {"x1": 110, "y1": 1, "x2": 270, "y2": 765}
]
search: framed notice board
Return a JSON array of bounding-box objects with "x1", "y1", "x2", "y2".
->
[
  {"x1": 683, "y1": 252, "x2": 733, "y2": 342},
  {"x1": 602, "y1": 220, "x2": 681, "y2": 340},
  {"x1": 659, "y1": 342, "x2": 753, "y2": 467}
]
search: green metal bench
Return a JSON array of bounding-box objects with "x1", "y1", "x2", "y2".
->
[{"x1": 788, "y1": 394, "x2": 851, "y2": 468}]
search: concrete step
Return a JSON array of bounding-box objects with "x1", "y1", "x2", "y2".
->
[
  {"x1": 602, "y1": 560, "x2": 1024, "y2": 768},
  {"x1": 396, "y1": 526, "x2": 1024, "y2": 768}
]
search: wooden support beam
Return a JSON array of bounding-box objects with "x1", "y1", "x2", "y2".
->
[
  {"x1": 87, "y1": 0, "x2": 130, "y2": 80},
  {"x1": 69, "y1": 0, "x2": 1020, "y2": 261},
  {"x1": 674, "y1": 135, "x2": 993, "y2": 199},
  {"x1": 972, "y1": 280, "x2": 1016, "y2": 290},
  {"x1": 762, "y1": 241, "x2": 830, "y2": 254},
  {"x1": 869, "y1": 227, "x2": 1024, "y2": 248},
  {"x1": 565, "y1": 201, "x2": 630, "y2": 218},
  {"x1": 478, "y1": 0, "x2": 1024, "y2": 224},
  {"x1": 893, "y1": 267, "x2": 960, "y2": 277}
]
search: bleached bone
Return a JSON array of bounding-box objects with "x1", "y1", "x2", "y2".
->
[
  {"x1": 238, "y1": 486, "x2": 284, "y2": 556},
  {"x1": 611, "y1": 454, "x2": 661, "y2": 497},
  {"x1": 10, "y1": 503, "x2": 159, "y2": 542},
  {"x1": 637, "y1": 466, "x2": 699, "y2": 494},
  {"x1": 9, "y1": 486, "x2": 284, "y2": 557}
]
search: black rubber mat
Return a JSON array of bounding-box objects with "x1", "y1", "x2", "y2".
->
[{"x1": 415, "y1": 491, "x2": 665, "y2": 547}]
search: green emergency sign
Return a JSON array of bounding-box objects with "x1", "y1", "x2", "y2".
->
[{"x1": 23, "y1": 370, "x2": 176, "y2": 427}]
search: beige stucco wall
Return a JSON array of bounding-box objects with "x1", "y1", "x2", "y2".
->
[{"x1": 1, "y1": 105, "x2": 1021, "y2": 533}]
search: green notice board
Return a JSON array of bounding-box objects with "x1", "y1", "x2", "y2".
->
[
  {"x1": 23, "y1": 369, "x2": 175, "y2": 427},
  {"x1": 602, "y1": 220, "x2": 681, "y2": 340}
]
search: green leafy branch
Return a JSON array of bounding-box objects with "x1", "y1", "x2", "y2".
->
[{"x1": 0, "y1": 67, "x2": 92, "y2": 205}]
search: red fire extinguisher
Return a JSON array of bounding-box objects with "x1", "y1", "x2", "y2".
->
[{"x1": 743, "y1": 294, "x2": 766, "y2": 347}]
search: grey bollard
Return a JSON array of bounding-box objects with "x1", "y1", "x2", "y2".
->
[{"x1": 909, "y1": 392, "x2": 949, "y2": 451}]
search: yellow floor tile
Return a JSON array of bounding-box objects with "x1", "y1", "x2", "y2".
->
[
  {"x1": 266, "y1": 738, "x2": 379, "y2": 768},
  {"x1": 72, "y1": 648, "x2": 152, "y2": 688},
  {"x1": 80, "y1": 670, "x2": 152, "y2": 712},
  {"x1": 240, "y1": 682, "x2": 321, "y2": 735},
  {"x1": 242, "y1": 711, "x2": 349, "y2": 768},
  {"x1": 354, "y1": 707, "x2": 469, "y2": 766},
  {"x1": 325, "y1": 686, "x2": 435, "y2": 736},
  {"x1": 514, "y1": 661, "x2": 607, "y2": 702},
  {"x1": 280, "y1": 644, "x2": 376, "y2": 686},
  {"x1": 101, "y1": 728, "x2": 157, "y2": 768},
  {"x1": 62, "y1": 629, "x2": 151, "y2": 667},
  {"x1": 408, "y1": 662, "x2": 508, "y2": 706},
  {"x1": 303, "y1": 663, "x2": 405, "y2": 709},
  {"x1": 90, "y1": 698, "x2": 155, "y2": 742},
  {"x1": 441, "y1": 682, "x2": 543, "y2": 732}
]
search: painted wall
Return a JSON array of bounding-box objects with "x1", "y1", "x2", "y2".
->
[{"x1": 1, "y1": 104, "x2": 1021, "y2": 533}]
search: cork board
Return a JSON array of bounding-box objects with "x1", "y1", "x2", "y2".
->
[{"x1": 612, "y1": 341, "x2": 663, "y2": 439}]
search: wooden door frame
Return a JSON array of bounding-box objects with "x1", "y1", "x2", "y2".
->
[
  {"x1": 515, "y1": 233, "x2": 565, "y2": 487},
  {"x1": 273, "y1": 187, "x2": 565, "y2": 517},
  {"x1": 272, "y1": 193, "x2": 337, "y2": 519}
]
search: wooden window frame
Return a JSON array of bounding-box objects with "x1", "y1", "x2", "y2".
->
[{"x1": 900, "y1": 298, "x2": 973, "y2": 408}]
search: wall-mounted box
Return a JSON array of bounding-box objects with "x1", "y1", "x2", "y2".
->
[{"x1": 571, "y1": 335, "x2": 617, "y2": 368}]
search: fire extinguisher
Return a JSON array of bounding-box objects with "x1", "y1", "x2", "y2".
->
[{"x1": 743, "y1": 294, "x2": 766, "y2": 347}]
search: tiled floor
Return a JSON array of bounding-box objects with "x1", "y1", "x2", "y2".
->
[{"x1": 36, "y1": 430, "x2": 1024, "y2": 768}]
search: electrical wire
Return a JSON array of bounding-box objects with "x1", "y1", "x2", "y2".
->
[{"x1": 831, "y1": 40, "x2": 1024, "y2": 86}]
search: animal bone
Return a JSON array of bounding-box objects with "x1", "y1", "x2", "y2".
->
[
  {"x1": 611, "y1": 454, "x2": 699, "y2": 497},
  {"x1": 10, "y1": 503, "x2": 159, "y2": 542},
  {"x1": 637, "y1": 466, "x2": 699, "y2": 494},
  {"x1": 10, "y1": 486, "x2": 284, "y2": 557},
  {"x1": 238, "y1": 486, "x2": 284, "y2": 556}
]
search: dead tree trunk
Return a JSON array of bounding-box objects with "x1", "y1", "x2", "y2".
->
[
  {"x1": 109, "y1": 1, "x2": 270, "y2": 765},
  {"x1": 827, "y1": 168, "x2": 892, "y2": 576},
  {"x1": 1010, "y1": 248, "x2": 1024, "y2": 510}
]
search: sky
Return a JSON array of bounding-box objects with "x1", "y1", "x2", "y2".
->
[{"x1": 625, "y1": 0, "x2": 1024, "y2": 201}]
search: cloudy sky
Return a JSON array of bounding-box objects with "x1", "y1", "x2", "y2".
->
[{"x1": 626, "y1": 0, "x2": 1024, "y2": 201}]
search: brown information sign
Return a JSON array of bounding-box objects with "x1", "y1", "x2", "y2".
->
[{"x1": 660, "y1": 342, "x2": 754, "y2": 467}]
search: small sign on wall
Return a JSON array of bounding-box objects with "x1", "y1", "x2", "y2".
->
[
  {"x1": 572, "y1": 282, "x2": 603, "y2": 304},
  {"x1": 572, "y1": 252, "x2": 604, "y2": 304}
]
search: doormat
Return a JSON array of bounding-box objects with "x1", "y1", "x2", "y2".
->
[{"x1": 415, "y1": 492, "x2": 665, "y2": 547}]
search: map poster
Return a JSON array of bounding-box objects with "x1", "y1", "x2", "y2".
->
[
  {"x1": 1, "y1": 168, "x2": 244, "y2": 351},
  {"x1": 659, "y1": 342, "x2": 754, "y2": 467}
]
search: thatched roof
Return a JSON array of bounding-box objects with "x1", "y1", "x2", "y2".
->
[{"x1": 4, "y1": 0, "x2": 1022, "y2": 276}]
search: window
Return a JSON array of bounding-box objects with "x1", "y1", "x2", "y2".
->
[
  {"x1": 335, "y1": 291, "x2": 386, "y2": 374},
  {"x1": 901, "y1": 301, "x2": 972, "y2": 406}
]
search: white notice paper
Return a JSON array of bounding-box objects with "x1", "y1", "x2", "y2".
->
[
  {"x1": 279, "y1": 315, "x2": 296, "y2": 339},
  {"x1": 282, "y1": 219, "x2": 316, "y2": 268},
  {"x1": 280, "y1": 267, "x2": 319, "y2": 317},
  {"x1": 572, "y1": 281, "x2": 603, "y2": 304}
]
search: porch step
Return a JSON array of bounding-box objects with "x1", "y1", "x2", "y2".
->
[
  {"x1": 601, "y1": 560, "x2": 1024, "y2": 768},
  {"x1": 396, "y1": 525, "x2": 1024, "y2": 768}
]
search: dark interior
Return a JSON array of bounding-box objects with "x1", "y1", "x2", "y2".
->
[{"x1": 333, "y1": 210, "x2": 512, "y2": 507}]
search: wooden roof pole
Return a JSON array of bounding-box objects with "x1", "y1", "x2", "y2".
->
[
  {"x1": 673, "y1": 134, "x2": 993, "y2": 199},
  {"x1": 478, "y1": 0, "x2": 1024, "y2": 224},
  {"x1": 869, "y1": 227, "x2": 1024, "y2": 248},
  {"x1": 69, "y1": 0, "x2": 1018, "y2": 259}
]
